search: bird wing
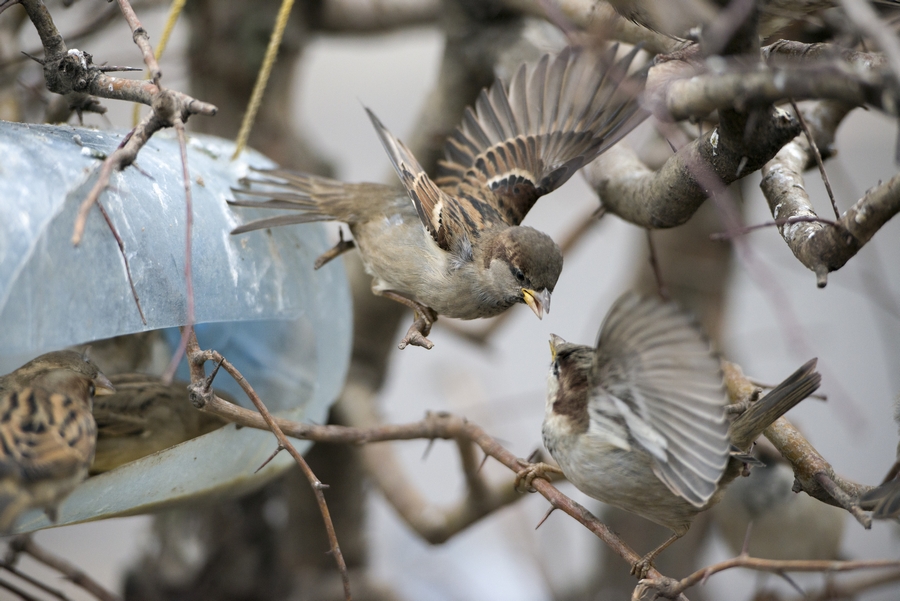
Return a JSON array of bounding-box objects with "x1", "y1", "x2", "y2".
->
[
  {"x1": 435, "y1": 44, "x2": 649, "y2": 227},
  {"x1": 0, "y1": 388, "x2": 95, "y2": 484},
  {"x1": 588, "y1": 293, "x2": 729, "y2": 507},
  {"x1": 366, "y1": 108, "x2": 505, "y2": 253}
]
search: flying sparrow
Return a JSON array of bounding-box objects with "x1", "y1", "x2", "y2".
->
[
  {"x1": 91, "y1": 373, "x2": 228, "y2": 474},
  {"x1": 0, "y1": 350, "x2": 114, "y2": 533},
  {"x1": 229, "y1": 45, "x2": 649, "y2": 350},
  {"x1": 524, "y1": 293, "x2": 821, "y2": 575}
]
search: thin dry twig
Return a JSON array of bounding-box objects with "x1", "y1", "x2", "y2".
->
[
  {"x1": 95, "y1": 200, "x2": 146, "y2": 325},
  {"x1": 710, "y1": 215, "x2": 837, "y2": 240},
  {"x1": 790, "y1": 99, "x2": 839, "y2": 219},
  {"x1": 0, "y1": 558, "x2": 69, "y2": 601},
  {"x1": 161, "y1": 115, "x2": 195, "y2": 383},
  {"x1": 6, "y1": 535, "x2": 120, "y2": 601},
  {"x1": 184, "y1": 331, "x2": 352, "y2": 601},
  {"x1": 642, "y1": 554, "x2": 900, "y2": 599}
]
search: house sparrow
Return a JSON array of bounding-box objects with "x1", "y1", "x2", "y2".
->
[
  {"x1": 0, "y1": 350, "x2": 115, "y2": 533},
  {"x1": 91, "y1": 373, "x2": 229, "y2": 474},
  {"x1": 859, "y1": 394, "x2": 900, "y2": 519},
  {"x1": 713, "y1": 441, "x2": 845, "y2": 560},
  {"x1": 526, "y1": 293, "x2": 821, "y2": 575},
  {"x1": 229, "y1": 45, "x2": 649, "y2": 350}
]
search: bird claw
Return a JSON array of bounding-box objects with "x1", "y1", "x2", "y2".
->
[
  {"x1": 630, "y1": 556, "x2": 653, "y2": 579},
  {"x1": 398, "y1": 310, "x2": 436, "y2": 350},
  {"x1": 514, "y1": 459, "x2": 563, "y2": 493}
]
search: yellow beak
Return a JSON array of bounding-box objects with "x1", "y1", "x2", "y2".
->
[
  {"x1": 522, "y1": 288, "x2": 551, "y2": 320},
  {"x1": 549, "y1": 334, "x2": 566, "y2": 361}
]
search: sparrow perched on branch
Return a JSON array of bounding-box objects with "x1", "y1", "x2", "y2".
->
[
  {"x1": 91, "y1": 373, "x2": 228, "y2": 474},
  {"x1": 527, "y1": 293, "x2": 821, "y2": 575},
  {"x1": 230, "y1": 45, "x2": 649, "y2": 350},
  {"x1": 0, "y1": 350, "x2": 114, "y2": 533}
]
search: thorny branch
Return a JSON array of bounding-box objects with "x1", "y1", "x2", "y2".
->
[
  {"x1": 183, "y1": 353, "x2": 899, "y2": 600},
  {"x1": 183, "y1": 331, "x2": 352, "y2": 601},
  {"x1": 642, "y1": 555, "x2": 900, "y2": 599},
  {"x1": 8, "y1": 0, "x2": 215, "y2": 332}
]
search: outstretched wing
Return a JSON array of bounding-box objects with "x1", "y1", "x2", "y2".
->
[
  {"x1": 588, "y1": 294, "x2": 729, "y2": 508},
  {"x1": 435, "y1": 44, "x2": 649, "y2": 227},
  {"x1": 366, "y1": 109, "x2": 505, "y2": 253}
]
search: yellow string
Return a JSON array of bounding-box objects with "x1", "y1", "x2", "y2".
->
[
  {"x1": 132, "y1": 0, "x2": 189, "y2": 126},
  {"x1": 231, "y1": 0, "x2": 295, "y2": 160}
]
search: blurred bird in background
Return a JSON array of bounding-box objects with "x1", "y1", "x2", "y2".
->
[
  {"x1": 860, "y1": 395, "x2": 900, "y2": 519},
  {"x1": 230, "y1": 45, "x2": 649, "y2": 350},
  {"x1": 713, "y1": 439, "x2": 846, "y2": 560},
  {"x1": 91, "y1": 373, "x2": 228, "y2": 474},
  {"x1": 532, "y1": 293, "x2": 821, "y2": 574},
  {"x1": 0, "y1": 351, "x2": 114, "y2": 533}
]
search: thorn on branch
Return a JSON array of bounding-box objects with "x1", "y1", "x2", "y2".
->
[{"x1": 255, "y1": 445, "x2": 285, "y2": 473}]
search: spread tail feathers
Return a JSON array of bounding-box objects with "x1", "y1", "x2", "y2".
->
[
  {"x1": 729, "y1": 358, "x2": 821, "y2": 451},
  {"x1": 228, "y1": 169, "x2": 391, "y2": 235}
]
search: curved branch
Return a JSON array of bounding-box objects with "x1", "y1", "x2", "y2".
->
[
  {"x1": 759, "y1": 101, "x2": 900, "y2": 287},
  {"x1": 585, "y1": 106, "x2": 800, "y2": 228}
]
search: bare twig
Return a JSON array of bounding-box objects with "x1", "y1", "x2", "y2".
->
[
  {"x1": 645, "y1": 229, "x2": 670, "y2": 300},
  {"x1": 710, "y1": 215, "x2": 836, "y2": 240},
  {"x1": 790, "y1": 99, "x2": 839, "y2": 218},
  {"x1": 334, "y1": 382, "x2": 523, "y2": 544},
  {"x1": 184, "y1": 332, "x2": 352, "y2": 601},
  {"x1": 114, "y1": 0, "x2": 160, "y2": 82},
  {"x1": 643, "y1": 554, "x2": 900, "y2": 599},
  {"x1": 6, "y1": 536, "x2": 120, "y2": 601},
  {"x1": 95, "y1": 200, "x2": 146, "y2": 325},
  {"x1": 0, "y1": 559, "x2": 70, "y2": 601},
  {"x1": 161, "y1": 116, "x2": 195, "y2": 383},
  {"x1": 0, "y1": 576, "x2": 41, "y2": 601}
]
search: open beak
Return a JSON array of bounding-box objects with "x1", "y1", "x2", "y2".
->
[
  {"x1": 522, "y1": 288, "x2": 551, "y2": 320},
  {"x1": 93, "y1": 373, "x2": 116, "y2": 396},
  {"x1": 548, "y1": 334, "x2": 566, "y2": 361}
]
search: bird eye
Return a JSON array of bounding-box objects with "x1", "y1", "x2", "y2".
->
[
  {"x1": 552, "y1": 362, "x2": 559, "y2": 377},
  {"x1": 88, "y1": 383, "x2": 95, "y2": 397},
  {"x1": 514, "y1": 269, "x2": 525, "y2": 283}
]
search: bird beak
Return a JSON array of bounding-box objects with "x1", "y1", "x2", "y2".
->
[
  {"x1": 549, "y1": 334, "x2": 565, "y2": 361},
  {"x1": 522, "y1": 288, "x2": 551, "y2": 320},
  {"x1": 93, "y1": 373, "x2": 116, "y2": 396}
]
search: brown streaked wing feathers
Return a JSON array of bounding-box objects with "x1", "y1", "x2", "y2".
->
[
  {"x1": 365, "y1": 108, "x2": 505, "y2": 251},
  {"x1": 589, "y1": 294, "x2": 730, "y2": 508},
  {"x1": 435, "y1": 44, "x2": 650, "y2": 227}
]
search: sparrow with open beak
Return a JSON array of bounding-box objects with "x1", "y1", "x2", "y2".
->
[
  {"x1": 524, "y1": 293, "x2": 821, "y2": 576},
  {"x1": 230, "y1": 45, "x2": 649, "y2": 349},
  {"x1": 0, "y1": 350, "x2": 114, "y2": 533}
]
